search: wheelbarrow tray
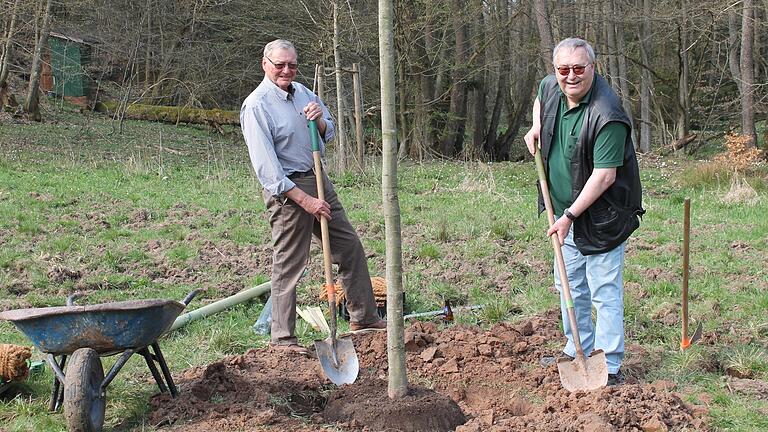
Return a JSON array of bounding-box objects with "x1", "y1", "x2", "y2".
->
[{"x1": 0, "y1": 299, "x2": 185, "y2": 356}]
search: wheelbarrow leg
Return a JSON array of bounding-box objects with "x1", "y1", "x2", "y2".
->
[
  {"x1": 102, "y1": 349, "x2": 135, "y2": 391},
  {"x1": 47, "y1": 354, "x2": 67, "y2": 412},
  {"x1": 151, "y1": 342, "x2": 178, "y2": 398},
  {"x1": 138, "y1": 347, "x2": 168, "y2": 394}
]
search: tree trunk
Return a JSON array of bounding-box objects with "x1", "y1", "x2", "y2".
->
[
  {"x1": 397, "y1": 59, "x2": 409, "y2": 159},
  {"x1": 24, "y1": 0, "x2": 53, "y2": 122},
  {"x1": 638, "y1": 0, "x2": 652, "y2": 153},
  {"x1": 411, "y1": 1, "x2": 437, "y2": 159},
  {"x1": 675, "y1": 0, "x2": 690, "y2": 141},
  {"x1": 352, "y1": 63, "x2": 364, "y2": 171},
  {"x1": 497, "y1": 68, "x2": 535, "y2": 160},
  {"x1": 753, "y1": 2, "x2": 762, "y2": 81},
  {"x1": 484, "y1": 0, "x2": 509, "y2": 160},
  {"x1": 440, "y1": 0, "x2": 469, "y2": 157},
  {"x1": 378, "y1": 0, "x2": 407, "y2": 401},
  {"x1": 728, "y1": 8, "x2": 742, "y2": 93},
  {"x1": 604, "y1": 0, "x2": 620, "y2": 91},
  {"x1": 533, "y1": 0, "x2": 554, "y2": 70},
  {"x1": 0, "y1": 0, "x2": 22, "y2": 89},
  {"x1": 613, "y1": 2, "x2": 637, "y2": 149},
  {"x1": 333, "y1": 1, "x2": 348, "y2": 172},
  {"x1": 740, "y1": 0, "x2": 757, "y2": 146},
  {"x1": 144, "y1": 0, "x2": 153, "y2": 86},
  {"x1": 470, "y1": 0, "x2": 487, "y2": 160}
]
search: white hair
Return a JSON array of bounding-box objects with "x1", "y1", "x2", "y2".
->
[
  {"x1": 263, "y1": 39, "x2": 296, "y2": 59},
  {"x1": 552, "y1": 38, "x2": 596, "y2": 65}
]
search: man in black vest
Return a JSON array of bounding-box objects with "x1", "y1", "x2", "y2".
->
[{"x1": 524, "y1": 38, "x2": 644, "y2": 386}]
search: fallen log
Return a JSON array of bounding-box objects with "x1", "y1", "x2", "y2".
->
[
  {"x1": 672, "y1": 133, "x2": 697, "y2": 151},
  {"x1": 95, "y1": 101, "x2": 240, "y2": 127}
]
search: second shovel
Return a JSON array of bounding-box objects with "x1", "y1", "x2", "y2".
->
[{"x1": 680, "y1": 198, "x2": 702, "y2": 350}]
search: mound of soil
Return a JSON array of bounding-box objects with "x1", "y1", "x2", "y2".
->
[
  {"x1": 324, "y1": 379, "x2": 466, "y2": 431},
  {"x1": 148, "y1": 311, "x2": 708, "y2": 431}
]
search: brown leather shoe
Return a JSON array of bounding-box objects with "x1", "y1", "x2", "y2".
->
[
  {"x1": 349, "y1": 319, "x2": 387, "y2": 333},
  {"x1": 269, "y1": 343, "x2": 313, "y2": 356}
]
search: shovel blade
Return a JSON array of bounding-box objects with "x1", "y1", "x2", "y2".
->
[
  {"x1": 690, "y1": 322, "x2": 703, "y2": 344},
  {"x1": 681, "y1": 322, "x2": 703, "y2": 350},
  {"x1": 557, "y1": 349, "x2": 608, "y2": 392},
  {"x1": 314, "y1": 337, "x2": 359, "y2": 385}
]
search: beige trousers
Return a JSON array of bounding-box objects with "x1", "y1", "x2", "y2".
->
[{"x1": 263, "y1": 173, "x2": 379, "y2": 344}]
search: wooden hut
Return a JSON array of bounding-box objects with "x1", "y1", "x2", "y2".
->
[{"x1": 41, "y1": 32, "x2": 94, "y2": 107}]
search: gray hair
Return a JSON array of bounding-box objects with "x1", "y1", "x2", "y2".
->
[
  {"x1": 263, "y1": 39, "x2": 296, "y2": 59},
  {"x1": 552, "y1": 38, "x2": 596, "y2": 65}
]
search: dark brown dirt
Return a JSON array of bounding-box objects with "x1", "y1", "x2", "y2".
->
[{"x1": 148, "y1": 311, "x2": 708, "y2": 431}]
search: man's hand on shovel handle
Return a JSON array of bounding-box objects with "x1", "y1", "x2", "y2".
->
[
  {"x1": 524, "y1": 98, "x2": 541, "y2": 155},
  {"x1": 547, "y1": 216, "x2": 572, "y2": 246},
  {"x1": 303, "y1": 196, "x2": 331, "y2": 221},
  {"x1": 285, "y1": 187, "x2": 332, "y2": 221},
  {"x1": 303, "y1": 102, "x2": 323, "y2": 120}
]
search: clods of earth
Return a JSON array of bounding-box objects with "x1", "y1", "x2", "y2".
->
[{"x1": 149, "y1": 310, "x2": 709, "y2": 431}]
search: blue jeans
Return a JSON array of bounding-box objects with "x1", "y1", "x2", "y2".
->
[{"x1": 554, "y1": 228, "x2": 625, "y2": 374}]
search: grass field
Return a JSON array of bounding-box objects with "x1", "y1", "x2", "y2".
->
[{"x1": 1, "y1": 104, "x2": 767, "y2": 431}]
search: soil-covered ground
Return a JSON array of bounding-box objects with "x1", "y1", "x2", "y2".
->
[{"x1": 149, "y1": 311, "x2": 709, "y2": 432}]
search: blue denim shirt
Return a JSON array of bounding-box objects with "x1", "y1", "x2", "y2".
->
[{"x1": 240, "y1": 77, "x2": 335, "y2": 197}]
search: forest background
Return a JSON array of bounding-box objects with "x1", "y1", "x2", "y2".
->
[{"x1": 0, "y1": 0, "x2": 765, "y2": 164}]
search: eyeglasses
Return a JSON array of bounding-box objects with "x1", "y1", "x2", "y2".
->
[
  {"x1": 266, "y1": 57, "x2": 298, "y2": 71},
  {"x1": 555, "y1": 64, "x2": 589, "y2": 76}
]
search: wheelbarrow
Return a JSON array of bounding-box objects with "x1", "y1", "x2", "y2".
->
[{"x1": 0, "y1": 290, "x2": 198, "y2": 432}]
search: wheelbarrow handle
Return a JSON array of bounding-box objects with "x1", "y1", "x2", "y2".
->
[{"x1": 181, "y1": 289, "x2": 200, "y2": 306}]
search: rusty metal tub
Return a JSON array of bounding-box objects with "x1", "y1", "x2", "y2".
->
[{"x1": 0, "y1": 299, "x2": 185, "y2": 356}]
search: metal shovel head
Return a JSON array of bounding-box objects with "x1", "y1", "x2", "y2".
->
[
  {"x1": 557, "y1": 349, "x2": 609, "y2": 392},
  {"x1": 690, "y1": 322, "x2": 703, "y2": 344},
  {"x1": 315, "y1": 336, "x2": 359, "y2": 385},
  {"x1": 682, "y1": 322, "x2": 704, "y2": 350}
]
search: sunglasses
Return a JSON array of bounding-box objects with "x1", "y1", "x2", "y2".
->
[
  {"x1": 266, "y1": 57, "x2": 298, "y2": 71},
  {"x1": 556, "y1": 64, "x2": 589, "y2": 76}
]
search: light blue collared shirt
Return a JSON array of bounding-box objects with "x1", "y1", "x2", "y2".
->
[{"x1": 240, "y1": 77, "x2": 335, "y2": 197}]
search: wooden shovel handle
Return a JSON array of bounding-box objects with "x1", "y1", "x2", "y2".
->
[
  {"x1": 534, "y1": 146, "x2": 588, "y2": 360},
  {"x1": 309, "y1": 119, "x2": 337, "y2": 338}
]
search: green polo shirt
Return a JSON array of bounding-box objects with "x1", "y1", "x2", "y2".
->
[{"x1": 538, "y1": 80, "x2": 628, "y2": 215}]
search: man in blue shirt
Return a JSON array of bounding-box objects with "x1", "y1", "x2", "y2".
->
[{"x1": 241, "y1": 39, "x2": 385, "y2": 355}]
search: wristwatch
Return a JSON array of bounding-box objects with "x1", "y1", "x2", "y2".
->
[{"x1": 563, "y1": 208, "x2": 577, "y2": 221}]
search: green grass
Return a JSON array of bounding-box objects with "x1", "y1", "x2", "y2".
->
[{"x1": 1, "y1": 105, "x2": 767, "y2": 430}]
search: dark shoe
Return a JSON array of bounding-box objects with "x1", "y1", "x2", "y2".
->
[
  {"x1": 349, "y1": 319, "x2": 387, "y2": 333},
  {"x1": 539, "y1": 354, "x2": 575, "y2": 367},
  {"x1": 607, "y1": 370, "x2": 625, "y2": 386},
  {"x1": 270, "y1": 343, "x2": 313, "y2": 357}
]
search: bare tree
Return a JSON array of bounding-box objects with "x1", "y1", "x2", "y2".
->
[
  {"x1": 612, "y1": 2, "x2": 637, "y2": 149},
  {"x1": 638, "y1": 0, "x2": 653, "y2": 153},
  {"x1": 440, "y1": 0, "x2": 469, "y2": 157},
  {"x1": 333, "y1": 0, "x2": 348, "y2": 171},
  {"x1": 740, "y1": 0, "x2": 757, "y2": 146},
  {"x1": 728, "y1": 6, "x2": 742, "y2": 93},
  {"x1": 23, "y1": 0, "x2": 52, "y2": 122},
  {"x1": 533, "y1": 0, "x2": 553, "y2": 70},
  {"x1": 675, "y1": 0, "x2": 691, "y2": 141},
  {"x1": 0, "y1": 0, "x2": 22, "y2": 90},
  {"x1": 378, "y1": 0, "x2": 407, "y2": 400},
  {"x1": 469, "y1": 0, "x2": 487, "y2": 159}
]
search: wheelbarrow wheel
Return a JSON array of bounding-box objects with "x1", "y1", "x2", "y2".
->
[{"x1": 64, "y1": 348, "x2": 105, "y2": 432}]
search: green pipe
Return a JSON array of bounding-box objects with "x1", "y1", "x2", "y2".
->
[{"x1": 169, "y1": 281, "x2": 271, "y2": 332}]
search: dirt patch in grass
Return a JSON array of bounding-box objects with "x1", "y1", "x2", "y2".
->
[{"x1": 148, "y1": 312, "x2": 708, "y2": 431}]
